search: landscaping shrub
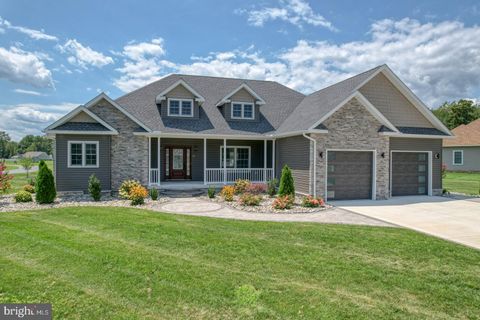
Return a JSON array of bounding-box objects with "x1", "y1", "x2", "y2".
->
[
  {"x1": 0, "y1": 161, "x2": 13, "y2": 194},
  {"x1": 129, "y1": 185, "x2": 148, "y2": 205},
  {"x1": 267, "y1": 178, "x2": 278, "y2": 197},
  {"x1": 234, "y1": 179, "x2": 251, "y2": 194},
  {"x1": 149, "y1": 188, "x2": 159, "y2": 201},
  {"x1": 272, "y1": 195, "x2": 294, "y2": 210},
  {"x1": 15, "y1": 190, "x2": 33, "y2": 203},
  {"x1": 278, "y1": 165, "x2": 295, "y2": 196},
  {"x1": 23, "y1": 184, "x2": 35, "y2": 193},
  {"x1": 245, "y1": 183, "x2": 267, "y2": 194},
  {"x1": 88, "y1": 174, "x2": 102, "y2": 201},
  {"x1": 239, "y1": 193, "x2": 262, "y2": 206},
  {"x1": 35, "y1": 160, "x2": 56, "y2": 204},
  {"x1": 207, "y1": 186, "x2": 216, "y2": 198},
  {"x1": 302, "y1": 195, "x2": 325, "y2": 208},
  {"x1": 119, "y1": 179, "x2": 142, "y2": 199},
  {"x1": 220, "y1": 185, "x2": 235, "y2": 201}
]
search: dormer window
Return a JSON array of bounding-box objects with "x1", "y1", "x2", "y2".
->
[
  {"x1": 168, "y1": 98, "x2": 193, "y2": 117},
  {"x1": 231, "y1": 102, "x2": 254, "y2": 120}
]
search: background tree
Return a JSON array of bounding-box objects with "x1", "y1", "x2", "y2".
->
[
  {"x1": 432, "y1": 99, "x2": 480, "y2": 129},
  {"x1": 18, "y1": 157, "x2": 34, "y2": 178},
  {"x1": 0, "y1": 131, "x2": 17, "y2": 159},
  {"x1": 17, "y1": 135, "x2": 52, "y2": 155}
]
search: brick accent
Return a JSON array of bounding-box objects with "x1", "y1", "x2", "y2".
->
[
  {"x1": 311, "y1": 98, "x2": 390, "y2": 199},
  {"x1": 89, "y1": 100, "x2": 148, "y2": 190}
]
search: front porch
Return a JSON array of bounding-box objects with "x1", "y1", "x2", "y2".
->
[{"x1": 148, "y1": 137, "x2": 275, "y2": 186}]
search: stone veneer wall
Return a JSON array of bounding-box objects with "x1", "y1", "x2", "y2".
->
[
  {"x1": 89, "y1": 100, "x2": 149, "y2": 190},
  {"x1": 311, "y1": 98, "x2": 390, "y2": 199}
]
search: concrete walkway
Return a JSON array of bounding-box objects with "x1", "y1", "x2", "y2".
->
[
  {"x1": 156, "y1": 197, "x2": 392, "y2": 226},
  {"x1": 8, "y1": 165, "x2": 39, "y2": 174},
  {"x1": 331, "y1": 196, "x2": 480, "y2": 249}
]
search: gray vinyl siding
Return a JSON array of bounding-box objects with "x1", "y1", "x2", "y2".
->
[
  {"x1": 389, "y1": 137, "x2": 442, "y2": 190},
  {"x1": 275, "y1": 135, "x2": 311, "y2": 194},
  {"x1": 443, "y1": 146, "x2": 480, "y2": 172},
  {"x1": 159, "y1": 84, "x2": 200, "y2": 119},
  {"x1": 55, "y1": 134, "x2": 111, "y2": 192},
  {"x1": 160, "y1": 138, "x2": 204, "y2": 181},
  {"x1": 206, "y1": 139, "x2": 270, "y2": 168}
]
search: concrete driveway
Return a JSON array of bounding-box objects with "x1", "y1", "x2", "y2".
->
[{"x1": 330, "y1": 196, "x2": 480, "y2": 249}]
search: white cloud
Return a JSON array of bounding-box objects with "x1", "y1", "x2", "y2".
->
[
  {"x1": 114, "y1": 38, "x2": 173, "y2": 92},
  {"x1": 59, "y1": 39, "x2": 114, "y2": 69},
  {"x1": 0, "y1": 46, "x2": 53, "y2": 88},
  {"x1": 0, "y1": 103, "x2": 78, "y2": 140},
  {"x1": 0, "y1": 16, "x2": 57, "y2": 41},
  {"x1": 240, "y1": 0, "x2": 336, "y2": 31},
  {"x1": 112, "y1": 19, "x2": 480, "y2": 107},
  {"x1": 14, "y1": 89, "x2": 45, "y2": 96}
]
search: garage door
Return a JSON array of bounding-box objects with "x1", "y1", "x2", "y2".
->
[
  {"x1": 392, "y1": 152, "x2": 428, "y2": 196},
  {"x1": 327, "y1": 151, "x2": 373, "y2": 200}
]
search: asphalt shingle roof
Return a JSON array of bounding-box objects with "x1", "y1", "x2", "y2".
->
[
  {"x1": 115, "y1": 74, "x2": 305, "y2": 136},
  {"x1": 443, "y1": 119, "x2": 480, "y2": 146},
  {"x1": 276, "y1": 65, "x2": 384, "y2": 134},
  {"x1": 54, "y1": 122, "x2": 111, "y2": 131}
]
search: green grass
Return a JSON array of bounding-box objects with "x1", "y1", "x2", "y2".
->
[
  {"x1": 1, "y1": 207, "x2": 479, "y2": 319},
  {"x1": 444, "y1": 171, "x2": 480, "y2": 195},
  {"x1": 2, "y1": 160, "x2": 53, "y2": 194}
]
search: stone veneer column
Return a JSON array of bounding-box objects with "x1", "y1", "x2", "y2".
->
[
  {"x1": 89, "y1": 100, "x2": 149, "y2": 191},
  {"x1": 312, "y1": 98, "x2": 390, "y2": 200}
]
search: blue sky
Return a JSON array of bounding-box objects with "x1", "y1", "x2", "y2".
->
[{"x1": 1, "y1": 0, "x2": 480, "y2": 140}]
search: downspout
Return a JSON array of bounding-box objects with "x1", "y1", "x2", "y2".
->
[{"x1": 302, "y1": 132, "x2": 316, "y2": 197}]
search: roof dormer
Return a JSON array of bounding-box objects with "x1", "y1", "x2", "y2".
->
[
  {"x1": 215, "y1": 83, "x2": 266, "y2": 107},
  {"x1": 155, "y1": 79, "x2": 205, "y2": 105}
]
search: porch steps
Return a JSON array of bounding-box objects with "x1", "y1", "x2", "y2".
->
[{"x1": 160, "y1": 189, "x2": 206, "y2": 198}]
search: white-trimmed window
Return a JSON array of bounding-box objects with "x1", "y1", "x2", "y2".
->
[
  {"x1": 168, "y1": 98, "x2": 193, "y2": 117},
  {"x1": 453, "y1": 150, "x2": 463, "y2": 165},
  {"x1": 220, "y1": 146, "x2": 251, "y2": 168},
  {"x1": 231, "y1": 102, "x2": 254, "y2": 119},
  {"x1": 68, "y1": 141, "x2": 99, "y2": 168}
]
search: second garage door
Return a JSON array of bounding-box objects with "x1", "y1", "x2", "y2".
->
[
  {"x1": 327, "y1": 151, "x2": 373, "y2": 200},
  {"x1": 392, "y1": 152, "x2": 428, "y2": 196}
]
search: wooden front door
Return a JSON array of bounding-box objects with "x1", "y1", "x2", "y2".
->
[{"x1": 165, "y1": 146, "x2": 192, "y2": 180}]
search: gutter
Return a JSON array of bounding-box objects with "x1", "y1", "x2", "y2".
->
[{"x1": 302, "y1": 132, "x2": 317, "y2": 197}]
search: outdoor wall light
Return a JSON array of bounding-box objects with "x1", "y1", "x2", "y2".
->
[
  {"x1": 435, "y1": 153, "x2": 440, "y2": 159},
  {"x1": 381, "y1": 152, "x2": 385, "y2": 158},
  {"x1": 319, "y1": 152, "x2": 323, "y2": 159}
]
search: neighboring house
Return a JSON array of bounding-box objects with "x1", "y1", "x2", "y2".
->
[
  {"x1": 21, "y1": 151, "x2": 52, "y2": 162},
  {"x1": 443, "y1": 119, "x2": 480, "y2": 172},
  {"x1": 44, "y1": 64, "x2": 452, "y2": 200}
]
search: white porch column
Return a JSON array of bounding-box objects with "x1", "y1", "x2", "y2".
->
[
  {"x1": 272, "y1": 139, "x2": 275, "y2": 180},
  {"x1": 158, "y1": 137, "x2": 161, "y2": 186},
  {"x1": 223, "y1": 138, "x2": 227, "y2": 184},
  {"x1": 203, "y1": 138, "x2": 207, "y2": 185},
  {"x1": 148, "y1": 137, "x2": 151, "y2": 185},
  {"x1": 263, "y1": 139, "x2": 267, "y2": 182}
]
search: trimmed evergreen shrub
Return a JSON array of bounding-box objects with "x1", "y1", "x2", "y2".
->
[
  {"x1": 88, "y1": 174, "x2": 102, "y2": 201},
  {"x1": 35, "y1": 160, "x2": 56, "y2": 204},
  {"x1": 278, "y1": 165, "x2": 295, "y2": 196}
]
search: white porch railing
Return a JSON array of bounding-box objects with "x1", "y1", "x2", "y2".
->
[
  {"x1": 149, "y1": 169, "x2": 160, "y2": 185},
  {"x1": 205, "y1": 168, "x2": 274, "y2": 184}
]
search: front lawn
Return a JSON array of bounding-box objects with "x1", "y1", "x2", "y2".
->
[
  {"x1": 444, "y1": 171, "x2": 480, "y2": 195},
  {"x1": 2, "y1": 160, "x2": 53, "y2": 194},
  {"x1": 0, "y1": 207, "x2": 479, "y2": 319}
]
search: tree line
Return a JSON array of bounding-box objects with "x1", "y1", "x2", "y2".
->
[
  {"x1": 0, "y1": 132, "x2": 52, "y2": 159},
  {"x1": 431, "y1": 99, "x2": 480, "y2": 129}
]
